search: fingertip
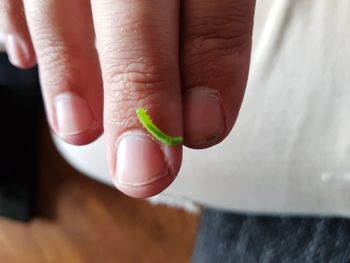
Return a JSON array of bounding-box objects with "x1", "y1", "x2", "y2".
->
[
  {"x1": 4, "y1": 34, "x2": 36, "y2": 69},
  {"x1": 115, "y1": 172, "x2": 175, "y2": 199},
  {"x1": 112, "y1": 131, "x2": 181, "y2": 198},
  {"x1": 183, "y1": 87, "x2": 226, "y2": 149}
]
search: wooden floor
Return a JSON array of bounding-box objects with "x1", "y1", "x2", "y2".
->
[{"x1": 0, "y1": 121, "x2": 199, "y2": 263}]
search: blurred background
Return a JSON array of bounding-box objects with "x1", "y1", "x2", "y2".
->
[{"x1": 0, "y1": 53, "x2": 198, "y2": 263}]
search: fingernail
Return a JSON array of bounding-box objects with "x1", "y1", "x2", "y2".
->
[
  {"x1": 184, "y1": 87, "x2": 225, "y2": 147},
  {"x1": 55, "y1": 94, "x2": 96, "y2": 136},
  {"x1": 4, "y1": 35, "x2": 33, "y2": 67},
  {"x1": 115, "y1": 132, "x2": 170, "y2": 187}
]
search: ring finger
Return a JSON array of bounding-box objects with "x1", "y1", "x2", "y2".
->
[{"x1": 181, "y1": 0, "x2": 256, "y2": 148}]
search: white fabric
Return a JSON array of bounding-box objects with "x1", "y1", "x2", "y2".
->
[
  {"x1": 0, "y1": 33, "x2": 5, "y2": 52},
  {"x1": 52, "y1": 0, "x2": 350, "y2": 217}
]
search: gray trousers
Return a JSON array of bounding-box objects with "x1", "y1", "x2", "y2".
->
[{"x1": 193, "y1": 209, "x2": 350, "y2": 263}]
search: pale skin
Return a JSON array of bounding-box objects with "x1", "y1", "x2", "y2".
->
[{"x1": 0, "y1": 0, "x2": 256, "y2": 198}]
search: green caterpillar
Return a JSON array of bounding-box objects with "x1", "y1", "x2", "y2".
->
[{"x1": 136, "y1": 107, "x2": 183, "y2": 146}]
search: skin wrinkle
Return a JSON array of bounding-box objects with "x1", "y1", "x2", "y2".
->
[
  {"x1": 39, "y1": 49, "x2": 84, "y2": 91},
  {"x1": 97, "y1": 15, "x2": 171, "y2": 58},
  {"x1": 101, "y1": 53, "x2": 174, "y2": 88},
  {"x1": 184, "y1": 35, "x2": 251, "y2": 58},
  {"x1": 102, "y1": 58, "x2": 177, "y2": 124},
  {"x1": 30, "y1": 30, "x2": 96, "y2": 91},
  {"x1": 104, "y1": 65, "x2": 168, "y2": 90},
  {"x1": 104, "y1": 90, "x2": 174, "y2": 127},
  {"x1": 104, "y1": 75, "x2": 175, "y2": 102},
  {"x1": 185, "y1": 17, "x2": 251, "y2": 37},
  {"x1": 182, "y1": 44, "x2": 251, "y2": 90},
  {"x1": 183, "y1": 1, "x2": 254, "y2": 40},
  {"x1": 184, "y1": 20, "x2": 252, "y2": 47}
]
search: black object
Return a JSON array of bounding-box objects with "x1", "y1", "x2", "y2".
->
[
  {"x1": 192, "y1": 209, "x2": 350, "y2": 263},
  {"x1": 0, "y1": 53, "x2": 41, "y2": 221}
]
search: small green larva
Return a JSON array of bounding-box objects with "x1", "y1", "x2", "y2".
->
[{"x1": 136, "y1": 107, "x2": 183, "y2": 146}]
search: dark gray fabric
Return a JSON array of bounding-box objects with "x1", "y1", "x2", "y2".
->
[
  {"x1": 193, "y1": 209, "x2": 350, "y2": 263},
  {"x1": 0, "y1": 53, "x2": 41, "y2": 221}
]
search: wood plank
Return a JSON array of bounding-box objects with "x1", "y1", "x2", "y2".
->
[{"x1": 0, "y1": 120, "x2": 199, "y2": 263}]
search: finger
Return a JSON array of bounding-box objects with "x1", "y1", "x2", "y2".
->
[
  {"x1": 181, "y1": 0, "x2": 256, "y2": 148},
  {"x1": 23, "y1": 0, "x2": 103, "y2": 145},
  {"x1": 91, "y1": 0, "x2": 182, "y2": 198},
  {"x1": 0, "y1": 0, "x2": 36, "y2": 68}
]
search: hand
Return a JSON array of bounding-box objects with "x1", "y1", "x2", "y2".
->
[{"x1": 0, "y1": 0, "x2": 256, "y2": 198}]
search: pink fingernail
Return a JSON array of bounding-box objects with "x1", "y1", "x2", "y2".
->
[
  {"x1": 184, "y1": 87, "x2": 225, "y2": 147},
  {"x1": 55, "y1": 94, "x2": 96, "y2": 136},
  {"x1": 4, "y1": 35, "x2": 33, "y2": 67},
  {"x1": 115, "y1": 132, "x2": 170, "y2": 187}
]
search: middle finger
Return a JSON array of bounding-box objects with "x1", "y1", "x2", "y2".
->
[{"x1": 91, "y1": 0, "x2": 183, "y2": 198}]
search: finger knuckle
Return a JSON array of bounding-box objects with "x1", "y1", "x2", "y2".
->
[
  {"x1": 104, "y1": 90, "x2": 155, "y2": 128},
  {"x1": 185, "y1": 28, "x2": 251, "y2": 61},
  {"x1": 184, "y1": 2, "x2": 254, "y2": 58},
  {"x1": 103, "y1": 59, "x2": 173, "y2": 127},
  {"x1": 103, "y1": 58, "x2": 172, "y2": 98},
  {"x1": 38, "y1": 41, "x2": 85, "y2": 90}
]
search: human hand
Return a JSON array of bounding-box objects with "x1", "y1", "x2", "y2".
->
[{"x1": 0, "y1": 0, "x2": 256, "y2": 198}]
